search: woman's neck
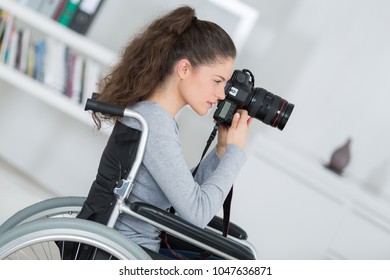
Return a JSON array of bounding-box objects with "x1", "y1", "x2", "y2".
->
[{"x1": 147, "y1": 77, "x2": 185, "y2": 117}]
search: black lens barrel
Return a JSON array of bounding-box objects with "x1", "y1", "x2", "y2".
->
[{"x1": 247, "y1": 87, "x2": 294, "y2": 131}]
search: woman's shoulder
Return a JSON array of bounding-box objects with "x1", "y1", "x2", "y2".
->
[{"x1": 121, "y1": 101, "x2": 179, "y2": 137}]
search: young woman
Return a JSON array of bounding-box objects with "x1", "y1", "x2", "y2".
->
[{"x1": 82, "y1": 6, "x2": 252, "y2": 255}]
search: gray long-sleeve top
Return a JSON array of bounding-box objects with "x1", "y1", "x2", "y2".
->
[{"x1": 114, "y1": 101, "x2": 246, "y2": 251}]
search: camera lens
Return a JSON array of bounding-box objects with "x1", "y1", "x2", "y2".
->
[{"x1": 247, "y1": 88, "x2": 294, "y2": 131}]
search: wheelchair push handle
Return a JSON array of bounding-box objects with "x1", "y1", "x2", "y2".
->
[{"x1": 84, "y1": 98, "x2": 125, "y2": 117}]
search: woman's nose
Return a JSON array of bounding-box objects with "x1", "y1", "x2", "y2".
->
[{"x1": 216, "y1": 87, "x2": 226, "y2": 100}]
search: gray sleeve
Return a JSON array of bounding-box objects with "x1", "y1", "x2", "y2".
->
[
  {"x1": 144, "y1": 131, "x2": 246, "y2": 228},
  {"x1": 192, "y1": 146, "x2": 220, "y2": 184}
]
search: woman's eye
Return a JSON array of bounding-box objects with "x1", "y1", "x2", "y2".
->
[{"x1": 214, "y1": 80, "x2": 222, "y2": 84}]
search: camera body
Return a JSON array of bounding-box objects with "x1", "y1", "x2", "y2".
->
[
  {"x1": 213, "y1": 69, "x2": 294, "y2": 131},
  {"x1": 213, "y1": 69, "x2": 254, "y2": 126}
]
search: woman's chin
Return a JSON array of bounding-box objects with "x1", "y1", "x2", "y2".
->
[{"x1": 189, "y1": 104, "x2": 211, "y2": 116}]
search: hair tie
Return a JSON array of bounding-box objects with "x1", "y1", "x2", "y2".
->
[{"x1": 192, "y1": 16, "x2": 197, "y2": 21}]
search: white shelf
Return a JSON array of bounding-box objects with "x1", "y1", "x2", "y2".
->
[
  {"x1": 0, "y1": 63, "x2": 96, "y2": 127},
  {"x1": 0, "y1": 0, "x2": 116, "y2": 66},
  {"x1": 251, "y1": 134, "x2": 390, "y2": 223}
]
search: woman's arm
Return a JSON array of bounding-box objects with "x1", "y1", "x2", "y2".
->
[{"x1": 144, "y1": 131, "x2": 246, "y2": 228}]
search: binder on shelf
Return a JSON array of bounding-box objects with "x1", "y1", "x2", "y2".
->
[
  {"x1": 58, "y1": 0, "x2": 82, "y2": 26},
  {"x1": 68, "y1": 0, "x2": 104, "y2": 34}
]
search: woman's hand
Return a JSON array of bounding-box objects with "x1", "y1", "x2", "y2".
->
[{"x1": 216, "y1": 109, "x2": 253, "y2": 157}]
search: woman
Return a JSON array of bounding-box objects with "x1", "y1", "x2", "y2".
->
[{"x1": 84, "y1": 6, "x2": 252, "y2": 255}]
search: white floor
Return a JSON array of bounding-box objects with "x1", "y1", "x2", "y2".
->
[{"x1": 0, "y1": 157, "x2": 53, "y2": 225}]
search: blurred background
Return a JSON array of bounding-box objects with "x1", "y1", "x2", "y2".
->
[{"x1": 0, "y1": 0, "x2": 389, "y2": 259}]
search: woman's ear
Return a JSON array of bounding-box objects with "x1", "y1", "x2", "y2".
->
[{"x1": 176, "y1": 59, "x2": 192, "y2": 80}]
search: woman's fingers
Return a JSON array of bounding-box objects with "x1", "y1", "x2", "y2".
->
[{"x1": 230, "y1": 112, "x2": 241, "y2": 128}]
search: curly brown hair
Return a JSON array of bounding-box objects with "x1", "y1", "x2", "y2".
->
[{"x1": 93, "y1": 6, "x2": 236, "y2": 128}]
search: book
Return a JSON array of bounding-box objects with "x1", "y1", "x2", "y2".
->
[
  {"x1": 81, "y1": 58, "x2": 101, "y2": 105},
  {"x1": 20, "y1": 0, "x2": 45, "y2": 12},
  {"x1": 71, "y1": 54, "x2": 84, "y2": 103},
  {"x1": 43, "y1": 37, "x2": 67, "y2": 93},
  {"x1": 64, "y1": 46, "x2": 72, "y2": 96},
  {"x1": 26, "y1": 41, "x2": 35, "y2": 77},
  {"x1": 52, "y1": 0, "x2": 68, "y2": 20},
  {"x1": 14, "y1": 29, "x2": 23, "y2": 70},
  {"x1": 68, "y1": 0, "x2": 104, "y2": 34},
  {"x1": 0, "y1": 10, "x2": 8, "y2": 42},
  {"x1": 38, "y1": 0, "x2": 63, "y2": 18},
  {"x1": 65, "y1": 51, "x2": 84, "y2": 103},
  {"x1": 0, "y1": 12, "x2": 15, "y2": 63},
  {"x1": 34, "y1": 39, "x2": 46, "y2": 82},
  {"x1": 6, "y1": 28, "x2": 18, "y2": 67},
  {"x1": 17, "y1": 28, "x2": 31, "y2": 73},
  {"x1": 57, "y1": 0, "x2": 82, "y2": 26}
]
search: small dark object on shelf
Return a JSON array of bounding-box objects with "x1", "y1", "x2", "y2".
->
[{"x1": 325, "y1": 138, "x2": 351, "y2": 175}]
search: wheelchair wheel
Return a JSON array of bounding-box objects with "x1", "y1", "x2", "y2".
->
[
  {"x1": 0, "y1": 196, "x2": 85, "y2": 234},
  {"x1": 0, "y1": 218, "x2": 152, "y2": 260}
]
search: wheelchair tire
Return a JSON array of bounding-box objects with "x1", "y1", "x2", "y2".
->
[
  {"x1": 0, "y1": 218, "x2": 152, "y2": 260},
  {"x1": 0, "y1": 196, "x2": 85, "y2": 234}
]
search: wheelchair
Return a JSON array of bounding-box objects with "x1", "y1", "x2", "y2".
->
[{"x1": 0, "y1": 99, "x2": 257, "y2": 260}]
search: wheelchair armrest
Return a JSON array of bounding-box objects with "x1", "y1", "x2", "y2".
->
[
  {"x1": 130, "y1": 202, "x2": 255, "y2": 260},
  {"x1": 207, "y1": 216, "x2": 248, "y2": 240}
]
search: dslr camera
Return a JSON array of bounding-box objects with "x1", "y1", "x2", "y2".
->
[{"x1": 213, "y1": 69, "x2": 294, "y2": 130}]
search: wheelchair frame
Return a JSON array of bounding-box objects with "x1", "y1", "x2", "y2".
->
[{"x1": 0, "y1": 99, "x2": 257, "y2": 260}]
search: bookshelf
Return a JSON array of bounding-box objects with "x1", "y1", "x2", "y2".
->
[
  {"x1": 0, "y1": 64, "x2": 93, "y2": 125},
  {"x1": 0, "y1": 0, "x2": 116, "y2": 126}
]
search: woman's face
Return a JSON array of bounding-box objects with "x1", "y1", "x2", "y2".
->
[{"x1": 179, "y1": 58, "x2": 235, "y2": 116}]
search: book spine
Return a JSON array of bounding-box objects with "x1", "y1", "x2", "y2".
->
[
  {"x1": 26, "y1": 41, "x2": 35, "y2": 77},
  {"x1": 0, "y1": 12, "x2": 15, "y2": 63},
  {"x1": 71, "y1": 53, "x2": 84, "y2": 103},
  {"x1": 81, "y1": 58, "x2": 101, "y2": 105},
  {"x1": 22, "y1": 0, "x2": 45, "y2": 12},
  {"x1": 6, "y1": 28, "x2": 19, "y2": 67},
  {"x1": 43, "y1": 37, "x2": 67, "y2": 93},
  {"x1": 18, "y1": 28, "x2": 31, "y2": 73},
  {"x1": 0, "y1": 10, "x2": 9, "y2": 52},
  {"x1": 34, "y1": 39, "x2": 46, "y2": 81},
  {"x1": 38, "y1": 0, "x2": 63, "y2": 18},
  {"x1": 0, "y1": 10, "x2": 7, "y2": 35},
  {"x1": 52, "y1": 0, "x2": 68, "y2": 20}
]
